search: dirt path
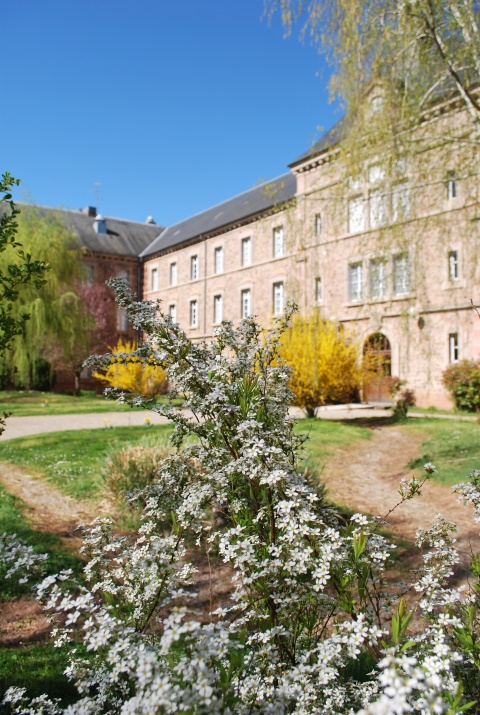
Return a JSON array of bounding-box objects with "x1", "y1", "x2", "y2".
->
[
  {"x1": 0, "y1": 463, "x2": 103, "y2": 646},
  {"x1": 322, "y1": 424, "x2": 479, "y2": 564},
  {"x1": 0, "y1": 462, "x2": 100, "y2": 549}
]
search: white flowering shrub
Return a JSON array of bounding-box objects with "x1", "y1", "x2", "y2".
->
[
  {"x1": 0, "y1": 532, "x2": 48, "y2": 584},
  {"x1": 4, "y1": 280, "x2": 480, "y2": 714}
]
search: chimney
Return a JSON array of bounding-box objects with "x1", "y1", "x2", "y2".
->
[
  {"x1": 81, "y1": 206, "x2": 97, "y2": 217},
  {"x1": 146, "y1": 215, "x2": 156, "y2": 224},
  {"x1": 93, "y1": 214, "x2": 107, "y2": 234}
]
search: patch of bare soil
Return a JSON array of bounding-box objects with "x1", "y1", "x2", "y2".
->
[
  {"x1": 0, "y1": 462, "x2": 99, "y2": 550},
  {"x1": 0, "y1": 599, "x2": 50, "y2": 646},
  {"x1": 321, "y1": 424, "x2": 480, "y2": 569}
]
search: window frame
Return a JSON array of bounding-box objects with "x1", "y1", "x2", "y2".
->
[
  {"x1": 273, "y1": 226, "x2": 285, "y2": 258},
  {"x1": 272, "y1": 281, "x2": 284, "y2": 315},
  {"x1": 168, "y1": 304, "x2": 177, "y2": 323},
  {"x1": 214, "y1": 246, "x2": 224, "y2": 275},
  {"x1": 169, "y1": 262, "x2": 177, "y2": 287},
  {"x1": 348, "y1": 262, "x2": 364, "y2": 303},
  {"x1": 189, "y1": 299, "x2": 198, "y2": 328},
  {"x1": 392, "y1": 253, "x2": 410, "y2": 296},
  {"x1": 190, "y1": 255, "x2": 199, "y2": 281},
  {"x1": 449, "y1": 333, "x2": 459, "y2": 363},
  {"x1": 369, "y1": 257, "x2": 388, "y2": 299},
  {"x1": 241, "y1": 237, "x2": 252, "y2": 267},
  {"x1": 151, "y1": 267, "x2": 158, "y2": 291},
  {"x1": 315, "y1": 276, "x2": 322, "y2": 303},
  {"x1": 348, "y1": 196, "x2": 365, "y2": 234},
  {"x1": 448, "y1": 250, "x2": 459, "y2": 282},
  {"x1": 241, "y1": 288, "x2": 252, "y2": 319},
  {"x1": 213, "y1": 294, "x2": 223, "y2": 324}
]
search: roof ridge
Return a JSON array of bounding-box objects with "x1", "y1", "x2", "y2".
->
[{"x1": 16, "y1": 201, "x2": 161, "y2": 228}]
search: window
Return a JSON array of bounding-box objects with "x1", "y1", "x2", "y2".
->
[
  {"x1": 241, "y1": 289, "x2": 251, "y2": 318},
  {"x1": 273, "y1": 282, "x2": 284, "y2": 315},
  {"x1": 151, "y1": 267, "x2": 158, "y2": 291},
  {"x1": 392, "y1": 183, "x2": 411, "y2": 222},
  {"x1": 241, "y1": 237, "x2": 252, "y2": 267},
  {"x1": 368, "y1": 165, "x2": 384, "y2": 184},
  {"x1": 371, "y1": 96, "x2": 383, "y2": 112},
  {"x1": 348, "y1": 262, "x2": 363, "y2": 302},
  {"x1": 190, "y1": 255, "x2": 199, "y2": 280},
  {"x1": 116, "y1": 307, "x2": 128, "y2": 332},
  {"x1": 449, "y1": 333, "x2": 459, "y2": 363},
  {"x1": 447, "y1": 171, "x2": 457, "y2": 200},
  {"x1": 214, "y1": 247, "x2": 223, "y2": 274},
  {"x1": 370, "y1": 258, "x2": 387, "y2": 299},
  {"x1": 117, "y1": 269, "x2": 129, "y2": 285},
  {"x1": 168, "y1": 304, "x2": 177, "y2": 323},
  {"x1": 213, "y1": 295, "x2": 223, "y2": 324},
  {"x1": 348, "y1": 197, "x2": 364, "y2": 234},
  {"x1": 315, "y1": 277, "x2": 322, "y2": 302},
  {"x1": 369, "y1": 188, "x2": 387, "y2": 228},
  {"x1": 393, "y1": 253, "x2": 410, "y2": 296},
  {"x1": 84, "y1": 265, "x2": 94, "y2": 284},
  {"x1": 315, "y1": 213, "x2": 322, "y2": 237},
  {"x1": 170, "y1": 262, "x2": 177, "y2": 286},
  {"x1": 273, "y1": 226, "x2": 284, "y2": 258},
  {"x1": 449, "y1": 251, "x2": 459, "y2": 281},
  {"x1": 190, "y1": 299, "x2": 198, "y2": 327}
]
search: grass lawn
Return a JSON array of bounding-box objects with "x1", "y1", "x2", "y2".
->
[
  {"x1": 0, "y1": 424, "x2": 174, "y2": 500},
  {"x1": 0, "y1": 643, "x2": 80, "y2": 713},
  {"x1": 0, "y1": 390, "x2": 182, "y2": 417},
  {"x1": 404, "y1": 417, "x2": 480, "y2": 485},
  {"x1": 296, "y1": 418, "x2": 371, "y2": 462}
]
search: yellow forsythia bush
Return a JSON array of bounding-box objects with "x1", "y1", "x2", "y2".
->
[
  {"x1": 279, "y1": 313, "x2": 360, "y2": 417},
  {"x1": 94, "y1": 339, "x2": 167, "y2": 397}
]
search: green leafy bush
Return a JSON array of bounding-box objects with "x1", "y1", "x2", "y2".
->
[{"x1": 442, "y1": 360, "x2": 480, "y2": 412}]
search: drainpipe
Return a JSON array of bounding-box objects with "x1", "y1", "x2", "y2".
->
[
  {"x1": 202, "y1": 235, "x2": 207, "y2": 338},
  {"x1": 136, "y1": 256, "x2": 144, "y2": 341}
]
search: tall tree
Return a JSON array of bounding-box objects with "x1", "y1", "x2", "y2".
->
[
  {"x1": 0, "y1": 206, "x2": 82, "y2": 388},
  {"x1": 266, "y1": 0, "x2": 480, "y2": 158},
  {"x1": 0, "y1": 174, "x2": 49, "y2": 354},
  {"x1": 0, "y1": 173, "x2": 49, "y2": 432}
]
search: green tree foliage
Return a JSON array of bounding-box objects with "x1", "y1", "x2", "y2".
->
[
  {"x1": 0, "y1": 174, "x2": 49, "y2": 354},
  {"x1": 266, "y1": 0, "x2": 480, "y2": 168},
  {"x1": 279, "y1": 312, "x2": 360, "y2": 416},
  {"x1": 0, "y1": 173, "x2": 50, "y2": 432},
  {"x1": 0, "y1": 205, "x2": 83, "y2": 389}
]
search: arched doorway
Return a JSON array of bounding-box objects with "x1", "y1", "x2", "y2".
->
[{"x1": 363, "y1": 333, "x2": 392, "y2": 402}]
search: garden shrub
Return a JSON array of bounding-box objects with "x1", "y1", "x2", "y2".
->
[
  {"x1": 93, "y1": 337, "x2": 167, "y2": 397},
  {"x1": 442, "y1": 359, "x2": 480, "y2": 412},
  {"x1": 389, "y1": 377, "x2": 416, "y2": 420},
  {"x1": 3, "y1": 283, "x2": 480, "y2": 715},
  {"x1": 101, "y1": 435, "x2": 172, "y2": 502}
]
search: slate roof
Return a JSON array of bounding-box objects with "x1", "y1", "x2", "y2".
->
[
  {"x1": 18, "y1": 204, "x2": 162, "y2": 257},
  {"x1": 140, "y1": 172, "x2": 297, "y2": 259},
  {"x1": 288, "y1": 117, "x2": 347, "y2": 168}
]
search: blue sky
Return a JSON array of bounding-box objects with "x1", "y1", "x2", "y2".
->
[{"x1": 4, "y1": 1, "x2": 338, "y2": 227}]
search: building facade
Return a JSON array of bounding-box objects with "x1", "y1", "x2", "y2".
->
[{"x1": 139, "y1": 103, "x2": 479, "y2": 408}]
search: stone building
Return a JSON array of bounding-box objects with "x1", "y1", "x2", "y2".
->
[
  {"x1": 18, "y1": 204, "x2": 162, "y2": 391},
  {"x1": 140, "y1": 99, "x2": 480, "y2": 409}
]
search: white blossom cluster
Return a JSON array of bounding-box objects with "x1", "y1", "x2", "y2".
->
[
  {"x1": 4, "y1": 282, "x2": 480, "y2": 714},
  {"x1": 0, "y1": 532, "x2": 47, "y2": 584}
]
